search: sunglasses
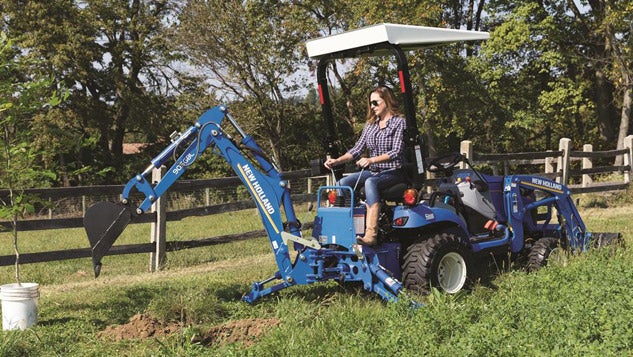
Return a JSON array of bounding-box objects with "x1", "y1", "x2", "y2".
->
[{"x1": 370, "y1": 100, "x2": 381, "y2": 107}]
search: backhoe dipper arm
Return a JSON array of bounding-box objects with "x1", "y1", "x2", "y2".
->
[
  {"x1": 85, "y1": 105, "x2": 300, "y2": 278},
  {"x1": 121, "y1": 106, "x2": 224, "y2": 214}
]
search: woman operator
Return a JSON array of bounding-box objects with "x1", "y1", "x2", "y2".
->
[{"x1": 324, "y1": 86, "x2": 407, "y2": 246}]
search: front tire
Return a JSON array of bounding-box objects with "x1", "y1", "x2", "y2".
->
[
  {"x1": 403, "y1": 232, "x2": 471, "y2": 294},
  {"x1": 527, "y1": 237, "x2": 566, "y2": 271}
]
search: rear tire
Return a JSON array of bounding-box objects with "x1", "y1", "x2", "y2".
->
[
  {"x1": 527, "y1": 237, "x2": 566, "y2": 271},
  {"x1": 403, "y1": 232, "x2": 471, "y2": 294}
]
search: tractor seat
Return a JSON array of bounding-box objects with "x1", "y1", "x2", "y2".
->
[{"x1": 360, "y1": 182, "x2": 409, "y2": 204}]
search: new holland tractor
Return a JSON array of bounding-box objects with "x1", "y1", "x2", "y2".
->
[{"x1": 84, "y1": 24, "x2": 618, "y2": 303}]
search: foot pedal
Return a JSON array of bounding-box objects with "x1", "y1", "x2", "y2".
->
[{"x1": 484, "y1": 220, "x2": 498, "y2": 230}]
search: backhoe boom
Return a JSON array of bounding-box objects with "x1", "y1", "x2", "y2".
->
[{"x1": 85, "y1": 105, "x2": 300, "y2": 280}]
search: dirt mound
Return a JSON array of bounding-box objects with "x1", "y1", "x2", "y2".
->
[
  {"x1": 193, "y1": 318, "x2": 281, "y2": 347},
  {"x1": 98, "y1": 313, "x2": 181, "y2": 341},
  {"x1": 98, "y1": 314, "x2": 280, "y2": 347}
]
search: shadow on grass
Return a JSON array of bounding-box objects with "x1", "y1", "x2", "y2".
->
[
  {"x1": 215, "y1": 283, "x2": 249, "y2": 301},
  {"x1": 37, "y1": 317, "x2": 74, "y2": 326},
  {"x1": 271, "y1": 281, "x2": 373, "y2": 304},
  {"x1": 52, "y1": 286, "x2": 166, "y2": 328}
]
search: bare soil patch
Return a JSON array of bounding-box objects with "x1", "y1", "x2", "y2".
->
[
  {"x1": 98, "y1": 313, "x2": 280, "y2": 348},
  {"x1": 98, "y1": 313, "x2": 181, "y2": 341}
]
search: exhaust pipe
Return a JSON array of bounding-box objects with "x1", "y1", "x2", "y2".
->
[{"x1": 83, "y1": 202, "x2": 133, "y2": 277}]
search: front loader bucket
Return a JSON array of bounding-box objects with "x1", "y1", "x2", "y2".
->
[
  {"x1": 591, "y1": 232, "x2": 623, "y2": 248},
  {"x1": 84, "y1": 202, "x2": 133, "y2": 278}
]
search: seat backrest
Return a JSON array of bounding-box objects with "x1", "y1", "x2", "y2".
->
[{"x1": 481, "y1": 174, "x2": 506, "y2": 222}]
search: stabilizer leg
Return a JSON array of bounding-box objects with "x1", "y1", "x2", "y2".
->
[{"x1": 241, "y1": 272, "x2": 293, "y2": 304}]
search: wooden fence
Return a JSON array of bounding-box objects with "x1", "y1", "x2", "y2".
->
[
  {"x1": 460, "y1": 136, "x2": 633, "y2": 194},
  {"x1": 0, "y1": 169, "x2": 317, "y2": 270},
  {"x1": 1, "y1": 136, "x2": 631, "y2": 270}
]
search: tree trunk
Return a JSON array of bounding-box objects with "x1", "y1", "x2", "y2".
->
[
  {"x1": 615, "y1": 87, "x2": 632, "y2": 165},
  {"x1": 331, "y1": 62, "x2": 358, "y2": 129},
  {"x1": 594, "y1": 68, "x2": 618, "y2": 142},
  {"x1": 111, "y1": 101, "x2": 128, "y2": 170},
  {"x1": 423, "y1": 121, "x2": 437, "y2": 159}
]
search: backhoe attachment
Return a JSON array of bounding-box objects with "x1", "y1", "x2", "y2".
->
[{"x1": 82, "y1": 105, "x2": 407, "y2": 304}]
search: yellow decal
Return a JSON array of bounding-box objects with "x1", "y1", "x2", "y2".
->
[
  {"x1": 237, "y1": 164, "x2": 280, "y2": 234},
  {"x1": 521, "y1": 177, "x2": 564, "y2": 194}
]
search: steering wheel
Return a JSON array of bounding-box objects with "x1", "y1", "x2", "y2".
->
[{"x1": 427, "y1": 152, "x2": 465, "y2": 174}]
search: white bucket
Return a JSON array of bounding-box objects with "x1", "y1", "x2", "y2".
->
[{"x1": 1, "y1": 283, "x2": 40, "y2": 330}]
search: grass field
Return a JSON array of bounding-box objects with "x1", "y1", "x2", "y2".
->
[{"x1": 0, "y1": 198, "x2": 632, "y2": 356}]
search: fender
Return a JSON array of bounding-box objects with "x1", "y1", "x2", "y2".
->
[{"x1": 392, "y1": 204, "x2": 468, "y2": 233}]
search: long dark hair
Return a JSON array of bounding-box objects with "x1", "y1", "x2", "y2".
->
[{"x1": 365, "y1": 86, "x2": 402, "y2": 124}]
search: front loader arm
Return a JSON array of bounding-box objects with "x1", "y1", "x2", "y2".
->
[
  {"x1": 504, "y1": 175, "x2": 589, "y2": 252},
  {"x1": 84, "y1": 105, "x2": 300, "y2": 278}
]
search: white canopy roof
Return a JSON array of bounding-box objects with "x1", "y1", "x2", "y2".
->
[{"x1": 306, "y1": 23, "x2": 490, "y2": 59}]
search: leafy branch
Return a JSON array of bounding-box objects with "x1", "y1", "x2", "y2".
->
[{"x1": 0, "y1": 32, "x2": 65, "y2": 284}]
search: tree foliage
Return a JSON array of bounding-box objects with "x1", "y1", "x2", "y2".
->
[
  {"x1": 0, "y1": 32, "x2": 64, "y2": 282},
  {"x1": 478, "y1": 0, "x2": 632, "y2": 154},
  {"x1": 174, "y1": 0, "x2": 325, "y2": 170},
  {"x1": 0, "y1": 0, "x2": 630, "y2": 186},
  {"x1": 1, "y1": 0, "x2": 204, "y2": 184}
]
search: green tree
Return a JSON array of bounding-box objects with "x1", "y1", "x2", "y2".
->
[
  {"x1": 583, "y1": 0, "x2": 633, "y2": 163},
  {"x1": 1, "y1": 0, "x2": 202, "y2": 184},
  {"x1": 479, "y1": 0, "x2": 632, "y2": 155},
  {"x1": 175, "y1": 0, "x2": 322, "y2": 170},
  {"x1": 474, "y1": 2, "x2": 590, "y2": 151}
]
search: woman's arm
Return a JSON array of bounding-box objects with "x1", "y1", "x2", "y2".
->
[{"x1": 324, "y1": 152, "x2": 354, "y2": 169}]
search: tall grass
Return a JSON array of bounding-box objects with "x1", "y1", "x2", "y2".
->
[{"x1": 0, "y1": 203, "x2": 631, "y2": 356}]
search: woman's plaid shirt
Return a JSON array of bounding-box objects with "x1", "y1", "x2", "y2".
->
[{"x1": 347, "y1": 115, "x2": 406, "y2": 172}]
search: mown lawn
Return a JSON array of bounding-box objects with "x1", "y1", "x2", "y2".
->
[{"x1": 0, "y1": 201, "x2": 632, "y2": 356}]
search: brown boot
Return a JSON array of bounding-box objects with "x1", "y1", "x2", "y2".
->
[{"x1": 357, "y1": 203, "x2": 380, "y2": 246}]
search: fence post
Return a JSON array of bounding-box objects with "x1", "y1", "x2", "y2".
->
[
  {"x1": 545, "y1": 150, "x2": 554, "y2": 174},
  {"x1": 557, "y1": 138, "x2": 571, "y2": 184},
  {"x1": 624, "y1": 135, "x2": 633, "y2": 184},
  {"x1": 150, "y1": 166, "x2": 167, "y2": 272},
  {"x1": 425, "y1": 171, "x2": 434, "y2": 194},
  {"x1": 82, "y1": 195, "x2": 86, "y2": 217},
  {"x1": 460, "y1": 140, "x2": 472, "y2": 169},
  {"x1": 582, "y1": 144, "x2": 593, "y2": 188}
]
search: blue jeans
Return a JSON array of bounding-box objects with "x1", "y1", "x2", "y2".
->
[{"x1": 338, "y1": 168, "x2": 407, "y2": 205}]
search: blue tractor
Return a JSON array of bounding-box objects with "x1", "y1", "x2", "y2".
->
[{"x1": 85, "y1": 24, "x2": 618, "y2": 303}]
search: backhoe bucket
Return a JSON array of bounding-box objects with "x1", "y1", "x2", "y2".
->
[{"x1": 84, "y1": 202, "x2": 133, "y2": 277}]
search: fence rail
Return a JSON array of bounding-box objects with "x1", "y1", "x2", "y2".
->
[
  {"x1": 461, "y1": 136, "x2": 633, "y2": 194},
  {"x1": 0, "y1": 169, "x2": 317, "y2": 269},
  {"x1": 1, "y1": 137, "x2": 631, "y2": 269}
]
